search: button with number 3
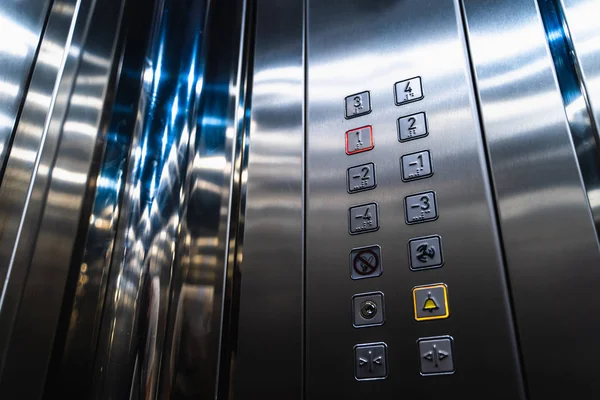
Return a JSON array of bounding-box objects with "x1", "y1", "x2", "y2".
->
[
  {"x1": 394, "y1": 76, "x2": 423, "y2": 106},
  {"x1": 345, "y1": 91, "x2": 372, "y2": 119}
]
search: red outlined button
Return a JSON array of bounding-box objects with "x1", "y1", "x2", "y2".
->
[{"x1": 346, "y1": 125, "x2": 374, "y2": 155}]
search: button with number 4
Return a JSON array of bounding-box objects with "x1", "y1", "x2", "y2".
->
[
  {"x1": 394, "y1": 76, "x2": 423, "y2": 106},
  {"x1": 405, "y1": 191, "x2": 438, "y2": 224}
]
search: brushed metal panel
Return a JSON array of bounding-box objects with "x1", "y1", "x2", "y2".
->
[
  {"x1": 306, "y1": 0, "x2": 524, "y2": 398},
  {"x1": 463, "y1": 0, "x2": 600, "y2": 397},
  {"x1": 0, "y1": 0, "x2": 127, "y2": 396},
  {"x1": 0, "y1": 0, "x2": 51, "y2": 177},
  {"x1": 232, "y1": 0, "x2": 304, "y2": 398}
]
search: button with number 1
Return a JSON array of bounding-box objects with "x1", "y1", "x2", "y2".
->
[
  {"x1": 394, "y1": 76, "x2": 423, "y2": 106},
  {"x1": 346, "y1": 125, "x2": 374, "y2": 155}
]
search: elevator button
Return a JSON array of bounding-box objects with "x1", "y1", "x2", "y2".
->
[
  {"x1": 409, "y1": 235, "x2": 443, "y2": 270},
  {"x1": 412, "y1": 283, "x2": 449, "y2": 321},
  {"x1": 352, "y1": 292, "x2": 385, "y2": 327},
  {"x1": 398, "y1": 112, "x2": 428, "y2": 141},
  {"x1": 354, "y1": 343, "x2": 388, "y2": 380},
  {"x1": 349, "y1": 202, "x2": 379, "y2": 234},
  {"x1": 418, "y1": 336, "x2": 455, "y2": 375},
  {"x1": 346, "y1": 125, "x2": 374, "y2": 155},
  {"x1": 350, "y1": 245, "x2": 382, "y2": 280},
  {"x1": 394, "y1": 76, "x2": 423, "y2": 105},
  {"x1": 345, "y1": 91, "x2": 372, "y2": 119},
  {"x1": 405, "y1": 191, "x2": 438, "y2": 224},
  {"x1": 347, "y1": 162, "x2": 376, "y2": 193},
  {"x1": 401, "y1": 150, "x2": 433, "y2": 181}
]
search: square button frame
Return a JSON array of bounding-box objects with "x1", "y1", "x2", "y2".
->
[
  {"x1": 348, "y1": 202, "x2": 379, "y2": 235},
  {"x1": 417, "y1": 336, "x2": 456, "y2": 376},
  {"x1": 352, "y1": 291, "x2": 385, "y2": 328},
  {"x1": 401, "y1": 150, "x2": 434, "y2": 182},
  {"x1": 345, "y1": 125, "x2": 374, "y2": 155},
  {"x1": 347, "y1": 162, "x2": 377, "y2": 193},
  {"x1": 412, "y1": 283, "x2": 450, "y2": 321},
  {"x1": 397, "y1": 111, "x2": 429, "y2": 142},
  {"x1": 404, "y1": 191, "x2": 439, "y2": 225},
  {"x1": 350, "y1": 244, "x2": 382, "y2": 280},
  {"x1": 408, "y1": 235, "x2": 444, "y2": 271},
  {"x1": 394, "y1": 76, "x2": 424, "y2": 106},
  {"x1": 354, "y1": 342, "x2": 389, "y2": 381},
  {"x1": 344, "y1": 91, "x2": 372, "y2": 119}
]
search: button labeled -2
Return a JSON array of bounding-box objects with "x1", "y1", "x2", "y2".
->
[{"x1": 347, "y1": 162, "x2": 376, "y2": 193}]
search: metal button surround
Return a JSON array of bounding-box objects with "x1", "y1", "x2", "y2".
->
[
  {"x1": 398, "y1": 111, "x2": 428, "y2": 141},
  {"x1": 418, "y1": 336, "x2": 455, "y2": 376},
  {"x1": 347, "y1": 162, "x2": 376, "y2": 193},
  {"x1": 348, "y1": 202, "x2": 379, "y2": 234},
  {"x1": 394, "y1": 76, "x2": 424, "y2": 105},
  {"x1": 401, "y1": 150, "x2": 433, "y2": 181},
  {"x1": 345, "y1": 125, "x2": 374, "y2": 155},
  {"x1": 409, "y1": 235, "x2": 444, "y2": 270},
  {"x1": 350, "y1": 244, "x2": 382, "y2": 280},
  {"x1": 345, "y1": 91, "x2": 372, "y2": 119},
  {"x1": 352, "y1": 291, "x2": 385, "y2": 328},
  {"x1": 354, "y1": 342, "x2": 388, "y2": 381},
  {"x1": 412, "y1": 283, "x2": 449, "y2": 321},
  {"x1": 404, "y1": 191, "x2": 438, "y2": 224}
]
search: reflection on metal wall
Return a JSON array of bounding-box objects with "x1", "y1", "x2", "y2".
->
[
  {"x1": 0, "y1": 0, "x2": 128, "y2": 397},
  {"x1": 0, "y1": 0, "x2": 51, "y2": 178}
]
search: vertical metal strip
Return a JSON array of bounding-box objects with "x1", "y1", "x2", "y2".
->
[{"x1": 231, "y1": 0, "x2": 305, "y2": 398}]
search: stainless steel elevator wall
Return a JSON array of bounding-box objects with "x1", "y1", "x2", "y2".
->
[{"x1": 0, "y1": 0, "x2": 599, "y2": 399}]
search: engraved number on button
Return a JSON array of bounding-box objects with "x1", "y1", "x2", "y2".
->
[
  {"x1": 361, "y1": 167, "x2": 370, "y2": 180},
  {"x1": 357, "y1": 206, "x2": 373, "y2": 220},
  {"x1": 412, "y1": 196, "x2": 430, "y2": 211},
  {"x1": 355, "y1": 130, "x2": 363, "y2": 147},
  {"x1": 404, "y1": 81, "x2": 413, "y2": 95},
  {"x1": 407, "y1": 117, "x2": 417, "y2": 132},
  {"x1": 354, "y1": 96, "x2": 363, "y2": 110}
]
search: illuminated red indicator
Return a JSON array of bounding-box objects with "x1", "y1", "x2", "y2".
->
[{"x1": 345, "y1": 125, "x2": 374, "y2": 155}]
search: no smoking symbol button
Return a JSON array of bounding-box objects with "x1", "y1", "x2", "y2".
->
[{"x1": 350, "y1": 245, "x2": 382, "y2": 280}]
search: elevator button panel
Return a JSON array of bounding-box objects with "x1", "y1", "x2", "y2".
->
[
  {"x1": 352, "y1": 292, "x2": 385, "y2": 327},
  {"x1": 418, "y1": 336, "x2": 455, "y2": 375},
  {"x1": 401, "y1": 150, "x2": 433, "y2": 181},
  {"x1": 405, "y1": 191, "x2": 438, "y2": 224},
  {"x1": 345, "y1": 125, "x2": 374, "y2": 155},
  {"x1": 350, "y1": 245, "x2": 382, "y2": 280},
  {"x1": 398, "y1": 112, "x2": 428, "y2": 141},
  {"x1": 394, "y1": 76, "x2": 423, "y2": 105},
  {"x1": 354, "y1": 343, "x2": 388, "y2": 380},
  {"x1": 347, "y1": 162, "x2": 376, "y2": 193},
  {"x1": 349, "y1": 202, "x2": 379, "y2": 234},
  {"x1": 345, "y1": 91, "x2": 372, "y2": 119},
  {"x1": 409, "y1": 235, "x2": 444, "y2": 270},
  {"x1": 413, "y1": 284, "x2": 449, "y2": 321}
]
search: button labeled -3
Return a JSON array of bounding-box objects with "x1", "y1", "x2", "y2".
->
[{"x1": 405, "y1": 191, "x2": 438, "y2": 224}]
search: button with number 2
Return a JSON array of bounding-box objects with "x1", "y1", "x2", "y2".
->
[{"x1": 394, "y1": 76, "x2": 423, "y2": 106}]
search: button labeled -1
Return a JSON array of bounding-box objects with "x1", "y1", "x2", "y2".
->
[
  {"x1": 401, "y1": 150, "x2": 433, "y2": 181},
  {"x1": 404, "y1": 191, "x2": 438, "y2": 224}
]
